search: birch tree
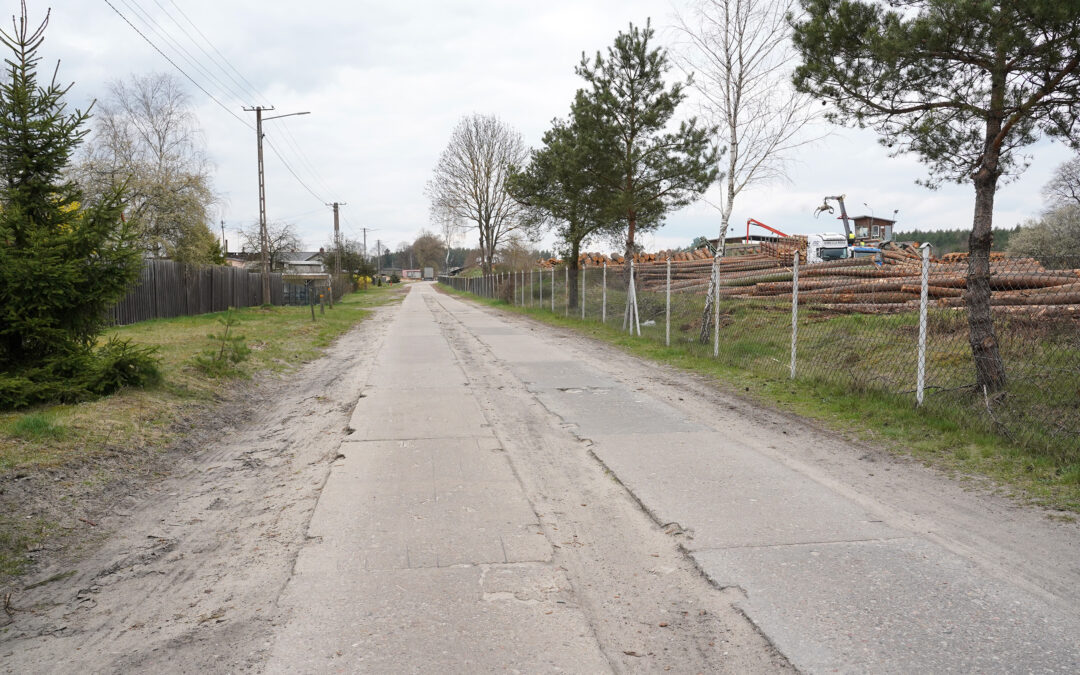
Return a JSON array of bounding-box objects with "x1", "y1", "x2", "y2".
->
[
  {"x1": 77, "y1": 73, "x2": 218, "y2": 263},
  {"x1": 426, "y1": 114, "x2": 534, "y2": 275},
  {"x1": 674, "y1": 0, "x2": 821, "y2": 343}
]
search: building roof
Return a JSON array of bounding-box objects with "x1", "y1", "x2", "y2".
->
[{"x1": 850, "y1": 215, "x2": 897, "y2": 224}]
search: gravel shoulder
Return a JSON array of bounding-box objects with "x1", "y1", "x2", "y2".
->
[{"x1": 0, "y1": 303, "x2": 394, "y2": 673}]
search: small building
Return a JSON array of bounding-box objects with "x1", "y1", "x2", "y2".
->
[
  {"x1": 402, "y1": 269, "x2": 422, "y2": 280},
  {"x1": 850, "y1": 215, "x2": 896, "y2": 242}
]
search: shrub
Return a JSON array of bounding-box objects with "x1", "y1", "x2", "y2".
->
[
  {"x1": 192, "y1": 309, "x2": 250, "y2": 378},
  {"x1": 90, "y1": 337, "x2": 162, "y2": 394}
]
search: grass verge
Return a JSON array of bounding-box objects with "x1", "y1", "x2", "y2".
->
[
  {"x1": 0, "y1": 284, "x2": 404, "y2": 579},
  {"x1": 440, "y1": 283, "x2": 1080, "y2": 515}
]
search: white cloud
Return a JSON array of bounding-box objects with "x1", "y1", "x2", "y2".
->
[{"x1": 29, "y1": 0, "x2": 1077, "y2": 254}]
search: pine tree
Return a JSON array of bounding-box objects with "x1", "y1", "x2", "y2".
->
[
  {"x1": 508, "y1": 117, "x2": 610, "y2": 308},
  {"x1": 0, "y1": 4, "x2": 147, "y2": 407},
  {"x1": 574, "y1": 20, "x2": 720, "y2": 261},
  {"x1": 792, "y1": 0, "x2": 1080, "y2": 391}
]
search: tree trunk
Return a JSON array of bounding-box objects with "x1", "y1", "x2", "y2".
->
[
  {"x1": 966, "y1": 171, "x2": 1006, "y2": 391},
  {"x1": 700, "y1": 168, "x2": 736, "y2": 344},
  {"x1": 569, "y1": 239, "x2": 581, "y2": 309}
]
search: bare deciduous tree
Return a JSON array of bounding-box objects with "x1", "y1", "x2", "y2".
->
[
  {"x1": 412, "y1": 230, "x2": 445, "y2": 271},
  {"x1": 673, "y1": 0, "x2": 821, "y2": 342},
  {"x1": 239, "y1": 220, "x2": 301, "y2": 270},
  {"x1": 433, "y1": 203, "x2": 465, "y2": 274},
  {"x1": 1043, "y1": 156, "x2": 1080, "y2": 210},
  {"x1": 76, "y1": 72, "x2": 217, "y2": 263},
  {"x1": 426, "y1": 114, "x2": 534, "y2": 274}
]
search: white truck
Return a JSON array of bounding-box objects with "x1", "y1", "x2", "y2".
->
[{"x1": 806, "y1": 233, "x2": 850, "y2": 263}]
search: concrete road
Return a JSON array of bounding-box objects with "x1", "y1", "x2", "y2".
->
[{"x1": 265, "y1": 282, "x2": 1080, "y2": 673}]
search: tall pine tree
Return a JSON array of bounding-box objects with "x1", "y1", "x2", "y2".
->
[
  {"x1": 792, "y1": 0, "x2": 1080, "y2": 392},
  {"x1": 0, "y1": 4, "x2": 145, "y2": 406},
  {"x1": 574, "y1": 20, "x2": 720, "y2": 261}
]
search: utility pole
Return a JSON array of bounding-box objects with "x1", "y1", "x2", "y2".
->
[
  {"x1": 354, "y1": 227, "x2": 377, "y2": 270},
  {"x1": 220, "y1": 219, "x2": 227, "y2": 256},
  {"x1": 243, "y1": 106, "x2": 311, "y2": 305},
  {"x1": 376, "y1": 239, "x2": 382, "y2": 277},
  {"x1": 326, "y1": 201, "x2": 346, "y2": 273}
]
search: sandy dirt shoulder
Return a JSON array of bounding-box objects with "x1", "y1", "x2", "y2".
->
[{"x1": 0, "y1": 303, "x2": 394, "y2": 674}]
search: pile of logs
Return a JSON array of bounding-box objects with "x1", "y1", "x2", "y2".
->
[
  {"x1": 532, "y1": 243, "x2": 1079, "y2": 316},
  {"x1": 535, "y1": 247, "x2": 714, "y2": 269}
]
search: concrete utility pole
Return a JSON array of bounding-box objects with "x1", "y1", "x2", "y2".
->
[
  {"x1": 356, "y1": 227, "x2": 377, "y2": 269},
  {"x1": 220, "y1": 219, "x2": 227, "y2": 256},
  {"x1": 376, "y1": 239, "x2": 382, "y2": 277},
  {"x1": 244, "y1": 106, "x2": 310, "y2": 305},
  {"x1": 327, "y1": 202, "x2": 346, "y2": 274}
]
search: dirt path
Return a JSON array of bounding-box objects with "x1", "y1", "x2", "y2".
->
[{"x1": 0, "y1": 303, "x2": 395, "y2": 674}]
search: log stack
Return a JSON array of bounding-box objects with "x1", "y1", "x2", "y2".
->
[{"x1": 531, "y1": 243, "x2": 1078, "y2": 317}]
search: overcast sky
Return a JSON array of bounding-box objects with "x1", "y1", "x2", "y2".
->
[{"x1": 31, "y1": 1, "x2": 1077, "y2": 255}]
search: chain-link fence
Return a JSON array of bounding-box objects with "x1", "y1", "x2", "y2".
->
[{"x1": 440, "y1": 251, "x2": 1080, "y2": 459}]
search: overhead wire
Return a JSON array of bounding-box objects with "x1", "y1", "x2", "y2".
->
[
  {"x1": 117, "y1": 0, "x2": 247, "y2": 107},
  {"x1": 102, "y1": 0, "x2": 252, "y2": 130},
  {"x1": 161, "y1": 0, "x2": 269, "y2": 106},
  {"x1": 104, "y1": 0, "x2": 340, "y2": 210}
]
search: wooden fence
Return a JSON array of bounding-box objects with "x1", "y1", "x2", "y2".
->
[{"x1": 108, "y1": 259, "x2": 353, "y2": 326}]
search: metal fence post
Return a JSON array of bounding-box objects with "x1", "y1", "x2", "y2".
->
[
  {"x1": 539, "y1": 268, "x2": 543, "y2": 307},
  {"x1": 581, "y1": 267, "x2": 586, "y2": 319},
  {"x1": 790, "y1": 251, "x2": 800, "y2": 379},
  {"x1": 665, "y1": 258, "x2": 671, "y2": 347},
  {"x1": 602, "y1": 262, "x2": 607, "y2": 324},
  {"x1": 917, "y1": 243, "x2": 930, "y2": 406},
  {"x1": 564, "y1": 266, "x2": 569, "y2": 316},
  {"x1": 551, "y1": 267, "x2": 555, "y2": 312}
]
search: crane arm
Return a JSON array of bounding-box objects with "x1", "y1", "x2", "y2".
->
[{"x1": 746, "y1": 218, "x2": 790, "y2": 243}]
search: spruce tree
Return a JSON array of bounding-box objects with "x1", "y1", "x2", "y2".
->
[{"x1": 0, "y1": 4, "x2": 145, "y2": 407}]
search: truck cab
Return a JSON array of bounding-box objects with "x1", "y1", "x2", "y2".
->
[{"x1": 806, "y1": 233, "x2": 849, "y2": 264}]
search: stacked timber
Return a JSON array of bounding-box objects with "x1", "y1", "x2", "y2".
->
[{"x1": 532, "y1": 243, "x2": 1078, "y2": 316}]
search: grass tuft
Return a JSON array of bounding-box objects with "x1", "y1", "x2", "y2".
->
[{"x1": 7, "y1": 413, "x2": 65, "y2": 440}]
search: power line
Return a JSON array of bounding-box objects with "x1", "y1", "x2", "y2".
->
[
  {"x1": 275, "y1": 124, "x2": 336, "y2": 199},
  {"x1": 162, "y1": 0, "x2": 267, "y2": 104},
  {"x1": 263, "y1": 134, "x2": 327, "y2": 204},
  {"x1": 117, "y1": 0, "x2": 246, "y2": 106},
  {"x1": 102, "y1": 0, "x2": 252, "y2": 130},
  {"x1": 104, "y1": 1, "x2": 337, "y2": 210}
]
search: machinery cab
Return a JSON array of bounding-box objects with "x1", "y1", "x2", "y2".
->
[{"x1": 806, "y1": 233, "x2": 850, "y2": 264}]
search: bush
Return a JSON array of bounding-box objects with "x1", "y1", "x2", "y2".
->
[
  {"x1": 90, "y1": 337, "x2": 162, "y2": 394},
  {"x1": 0, "y1": 339, "x2": 160, "y2": 409},
  {"x1": 389, "y1": 273, "x2": 401, "y2": 284}
]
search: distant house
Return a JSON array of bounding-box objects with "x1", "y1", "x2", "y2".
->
[{"x1": 850, "y1": 216, "x2": 896, "y2": 242}]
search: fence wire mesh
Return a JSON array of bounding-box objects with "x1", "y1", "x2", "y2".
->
[{"x1": 440, "y1": 250, "x2": 1079, "y2": 459}]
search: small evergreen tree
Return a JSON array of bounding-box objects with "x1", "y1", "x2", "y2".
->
[{"x1": 0, "y1": 4, "x2": 149, "y2": 407}]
